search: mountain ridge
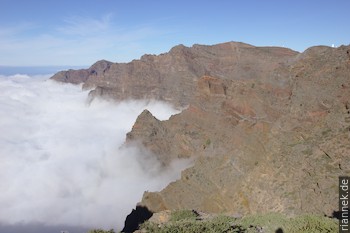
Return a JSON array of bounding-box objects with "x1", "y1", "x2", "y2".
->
[
  {"x1": 50, "y1": 41, "x2": 350, "y2": 226},
  {"x1": 51, "y1": 41, "x2": 299, "y2": 106}
]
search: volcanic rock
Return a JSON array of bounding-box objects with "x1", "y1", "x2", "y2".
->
[
  {"x1": 51, "y1": 42, "x2": 297, "y2": 106},
  {"x1": 51, "y1": 42, "x2": 350, "y2": 219},
  {"x1": 138, "y1": 44, "x2": 350, "y2": 217}
]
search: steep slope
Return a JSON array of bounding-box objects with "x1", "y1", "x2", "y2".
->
[
  {"x1": 137, "y1": 45, "x2": 350, "y2": 217},
  {"x1": 51, "y1": 42, "x2": 350, "y2": 219}
]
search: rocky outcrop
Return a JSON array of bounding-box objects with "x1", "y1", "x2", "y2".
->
[
  {"x1": 51, "y1": 60, "x2": 113, "y2": 84},
  {"x1": 51, "y1": 42, "x2": 298, "y2": 106},
  {"x1": 51, "y1": 69, "x2": 90, "y2": 84},
  {"x1": 129, "y1": 45, "x2": 350, "y2": 217},
  {"x1": 51, "y1": 42, "x2": 350, "y2": 219}
]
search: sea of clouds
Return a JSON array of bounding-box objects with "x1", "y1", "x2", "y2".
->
[{"x1": 0, "y1": 74, "x2": 189, "y2": 232}]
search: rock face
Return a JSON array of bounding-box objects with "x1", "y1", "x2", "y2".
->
[
  {"x1": 139, "y1": 45, "x2": 350, "y2": 217},
  {"x1": 51, "y1": 42, "x2": 350, "y2": 218},
  {"x1": 51, "y1": 42, "x2": 297, "y2": 106}
]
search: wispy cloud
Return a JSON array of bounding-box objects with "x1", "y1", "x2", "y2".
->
[
  {"x1": 57, "y1": 14, "x2": 113, "y2": 36},
  {"x1": 0, "y1": 14, "x2": 169, "y2": 66},
  {"x1": 0, "y1": 22, "x2": 38, "y2": 37}
]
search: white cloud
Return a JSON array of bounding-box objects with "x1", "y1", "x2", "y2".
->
[
  {"x1": 0, "y1": 22, "x2": 37, "y2": 37},
  {"x1": 0, "y1": 75, "x2": 190, "y2": 230},
  {"x1": 0, "y1": 14, "x2": 168, "y2": 66},
  {"x1": 57, "y1": 14, "x2": 113, "y2": 36}
]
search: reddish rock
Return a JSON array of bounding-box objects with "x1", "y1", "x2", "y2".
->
[{"x1": 51, "y1": 42, "x2": 350, "y2": 219}]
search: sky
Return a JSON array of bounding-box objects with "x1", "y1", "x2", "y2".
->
[{"x1": 0, "y1": 0, "x2": 349, "y2": 66}]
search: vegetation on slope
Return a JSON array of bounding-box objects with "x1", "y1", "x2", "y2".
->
[{"x1": 139, "y1": 211, "x2": 338, "y2": 233}]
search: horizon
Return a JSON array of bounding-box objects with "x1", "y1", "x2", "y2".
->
[
  {"x1": 0, "y1": 41, "x2": 346, "y2": 71},
  {"x1": 0, "y1": 65, "x2": 88, "y2": 76},
  {"x1": 1, "y1": 0, "x2": 349, "y2": 66}
]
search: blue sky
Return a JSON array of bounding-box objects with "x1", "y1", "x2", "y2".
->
[{"x1": 0, "y1": 0, "x2": 349, "y2": 66}]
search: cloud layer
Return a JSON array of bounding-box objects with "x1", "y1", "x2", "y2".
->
[{"x1": 0, "y1": 75, "x2": 187, "y2": 231}]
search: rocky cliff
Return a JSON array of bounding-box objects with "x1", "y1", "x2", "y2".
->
[
  {"x1": 51, "y1": 42, "x2": 350, "y2": 218},
  {"x1": 51, "y1": 42, "x2": 297, "y2": 106}
]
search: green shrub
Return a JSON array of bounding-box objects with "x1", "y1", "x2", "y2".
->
[
  {"x1": 289, "y1": 214, "x2": 338, "y2": 233},
  {"x1": 169, "y1": 210, "x2": 198, "y2": 222},
  {"x1": 87, "y1": 229, "x2": 115, "y2": 233},
  {"x1": 140, "y1": 212, "x2": 338, "y2": 233},
  {"x1": 237, "y1": 213, "x2": 338, "y2": 233},
  {"x1": 237, "y1": 212, "x2": 289, "y2": 232},
  {"x1": 142, "y1": 215, "x2": 239, "y2": 233}
]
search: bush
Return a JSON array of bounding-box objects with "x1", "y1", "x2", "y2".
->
[
  {"x1": 236, "y1": 213, "x2": 338, "y2": 233},
  {"x1": 169, "y1": 210, "x2": 198, "y2": 222},
  {"x1": 142, "y1": 214, "x2": 239, "y2": 233},
  {"x1": 289, "y1": 214, "x2": 338, "y2": 233},
  {"x1": 140, "y1": 212, "x2": 339, "y2": 233},
  {"x1": 87, "y1": 229, "x2": 115, "y2": 233}
]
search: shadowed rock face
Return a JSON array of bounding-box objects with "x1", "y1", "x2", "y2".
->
[
  {"x1": 122, "y1": 206, "x2": 153, "y2": 233},
  {"x1": 51, "y1": 42, "x2": 350, "y2": 218}
]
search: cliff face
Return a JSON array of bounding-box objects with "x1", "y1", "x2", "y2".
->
[
  {"x1": 51, "y1": 42, "x2": 350, "y2": 217},
  {"x1": 138, "y1": 45, "x2": 350, "y2": 217},
  {"x1": 51, "y1": 42, "x2": 297, "y2": 106}
]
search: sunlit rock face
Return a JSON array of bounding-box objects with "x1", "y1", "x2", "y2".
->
[
  {"x1": 51, "y1": 42, "x2": 350, "y2": 220},
  {"x1": 51, "y1": 42, "x2": 298, "y2": 107}
]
